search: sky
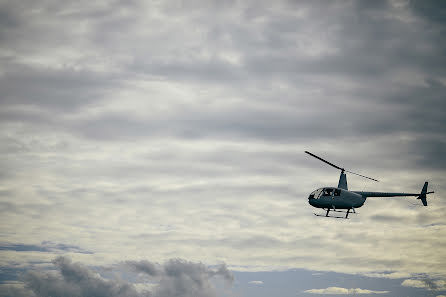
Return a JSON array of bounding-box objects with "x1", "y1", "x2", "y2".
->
[{"x1": 0, "y1": 0, "x2": 446, "y2": 296}]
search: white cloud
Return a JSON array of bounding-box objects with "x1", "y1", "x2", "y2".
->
[
  {"x1": 303, "y1": 287, "x2": 389, "y2": 295},
  {"x1": 248, "y1": 280, "x2": 263, "y2": 285},
  {"x1": 402, "y1": 279, "x2": 446, "y2": 290},
  {"x1": 364, "y1": 272, "x2": 411, "y2": 279},
  {"x1": 401, "y1": 279, "x2": 427, "y2": 288}
]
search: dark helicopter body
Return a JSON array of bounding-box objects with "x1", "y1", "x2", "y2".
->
[
  {"x1": 309, "y1": 187, "x2": 365, "y2": 210},
  {"x1": 305, "y1": 151, "x2": 433, "y2": 218}
]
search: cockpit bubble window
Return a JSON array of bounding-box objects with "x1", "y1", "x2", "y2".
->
[
  {"x1": 322, "y1": 188, "x2": 333, "y2": 196},
  {"x1": 309, "y1": 188, "x2": 323, "y2": 199},
  {"x1": 334, "y1": 189, "x2": 341, "y2": 196}
]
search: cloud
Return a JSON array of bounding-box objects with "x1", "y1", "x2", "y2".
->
[
  {"x1": 364, "y1": 271, "x2": 411, "y2": 279},
  {"x1": 0, "y1": 284, "x2": 32, "y2": 297},
  {"x1": 124, "y1": 260, "x2": 159, "y2": 276},
  {"x1": 0, "y1": 256, "x2": 233, "y2": 297},
  {"x1": 24, "y1": 257, "x2": 144, "y2": 297},
  {"x1": 0, "y1": 242, "x2": 92, "y2": 254},
  {"x1": 402, "y1": 279, "x2": 446, "y2": 290},
  {"x1": 303, "y1": 286, "x2": 389, "y2": 294},
  {"x1": 248, "y1": 280, "x2": 263, "y2": 285},
  {"x1": 0, "y1": 0, "x2": 446, "y2": 289}
]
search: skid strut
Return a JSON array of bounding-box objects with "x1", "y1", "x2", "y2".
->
[{"x1": 314, "y1": 208, "x2": 357, "y2": 219}]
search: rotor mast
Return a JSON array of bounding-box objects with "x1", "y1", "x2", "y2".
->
[{"x1": 338, "y1": 169, "x2": 348, "y2": 190}]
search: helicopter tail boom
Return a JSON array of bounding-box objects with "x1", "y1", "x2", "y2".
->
[{"x1": 353, "y1": 182, "x2": 433, "y2": 206}]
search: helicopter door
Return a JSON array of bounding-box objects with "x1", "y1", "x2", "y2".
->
[{"x1": 323, "y1": 188, "x2": 334, "y2": 197}]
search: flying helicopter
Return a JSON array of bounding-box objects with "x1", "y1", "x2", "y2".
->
[{"x1": 305, "y1": 151, "x2": 434, "y2": 219}]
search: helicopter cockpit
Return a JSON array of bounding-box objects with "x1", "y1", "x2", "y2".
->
[
  {"x1": 308, "y1": 188, "x2": 342, "y2": 200},
  {"x1": 308, "y1": 188, "x2": 323, "y2": 200}
]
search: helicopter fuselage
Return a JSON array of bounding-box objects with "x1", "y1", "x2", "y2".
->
[
  {"x1": 308, "y1": 187, "x2": 365, "y2": 209},
  {"x1": 305, "y1": 151, "x2": 432, "y2": 218}
]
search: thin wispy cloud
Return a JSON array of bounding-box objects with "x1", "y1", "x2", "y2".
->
[
  {"x1": 364, "y1": 272, "x2": 411, "y2": 279},
  {"x1": 303, "y1": 286, "x2": 389, "y2": 295}
]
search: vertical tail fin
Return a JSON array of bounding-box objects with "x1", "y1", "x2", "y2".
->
[
  {"x1": 338, "y1": 171, "x2": 348, "y2": 190},
  {"x1": 417, "y1": 182, "x2": 429, "y2": 206}
]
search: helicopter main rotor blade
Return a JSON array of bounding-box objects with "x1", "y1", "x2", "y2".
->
[
  {"x1": 305, "y1": 151, "x2": 379, "y2": 182},
  {"x1": 345, "y1": 170, "x2": 379, "y2": 182},
  {"x1": 305, "y1": 151, "x2": 344, "y2": 171}
]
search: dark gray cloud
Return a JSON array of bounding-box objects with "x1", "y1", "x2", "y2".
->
[
  {"x1": 409, "y1": 0, "x2": 446, "y2": 25},
  {"x1": 0, "y1": 63, "x2": 120, "y2": 112},
  {"x1": 1, "y1": 1, "x2": 446, "y2": 173},
  {"x1": 124, "y1": 258, "x2": 233, "y2": 286},
  {"x1": 124, "y1": 260, "x2": 159, "y2": 276},
  {"x1": 151, "y1": 259, "x2": 233, "y2": 297},
  {"x1": 0, "y1": 242, "x2": 92, "y2": 254},
  {"x1": 0, "y1": 257, "x2": 233, "y2": 297},
  {"x1": 1, "y1": 0, "x2": 444, "y2": 160},
  {"x1": 0, "y1": 285, "x2": 31, "y2": 297},
  {"x1": 23, "y1": 257, "x2": 144, "y2": 297}
]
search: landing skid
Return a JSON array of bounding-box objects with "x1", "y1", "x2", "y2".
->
[
  {"x1": 314, "y1": 213, "x2": 348, "y2": 219},
  {"x1": 314, "y1": 208, "x2": 356, "y2": 219}
]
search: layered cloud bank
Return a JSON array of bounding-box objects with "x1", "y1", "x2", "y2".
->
[{"x1": 0, "y1": 257, "x2": 232, "y2": 297}]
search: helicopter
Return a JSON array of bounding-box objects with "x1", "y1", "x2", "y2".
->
[{"x1": 305, "y1": 151, "x2": 434, "y2": 219}]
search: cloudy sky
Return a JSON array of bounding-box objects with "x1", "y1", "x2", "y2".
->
[{"x1": 1, "y1": 0, "x2": 445, "y2": 296}]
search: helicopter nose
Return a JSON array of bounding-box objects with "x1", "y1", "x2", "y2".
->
[{"x1": 308, "y1": 195, "x2": 316, "y2": 206}]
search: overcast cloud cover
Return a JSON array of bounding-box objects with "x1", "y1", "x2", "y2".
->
[{"x1": 1, "y1": 0, "x2": 445, "y2": 296}]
